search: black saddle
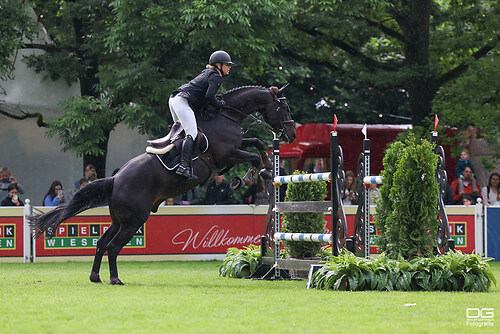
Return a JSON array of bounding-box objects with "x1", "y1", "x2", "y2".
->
[{"x1": 148, "y1": 123, "x2": 208, "y2": 171}]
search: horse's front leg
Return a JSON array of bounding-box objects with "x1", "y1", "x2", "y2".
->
[
  {"x1": 240, "y1": 138, "x2": 272, "y2": 170},
  {"x1": 226, "y1": 149, "x2": 262, "y2": 189}
]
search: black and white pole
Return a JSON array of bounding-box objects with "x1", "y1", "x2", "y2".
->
[
  {"x1": 362, "y1": 125, "x2": 371, "y2": 258},
  {"x1": 272, "y1": 135, "x2": 281, "y2": 277},
  {"x1": 330, "y1": 129, "x2": 339, "y2": 256}
]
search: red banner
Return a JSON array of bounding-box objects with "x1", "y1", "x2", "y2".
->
[{"x1": 0, "y1": 208, "x2": 24, "y2": 257}]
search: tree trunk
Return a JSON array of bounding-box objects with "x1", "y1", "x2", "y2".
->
[
  {"x1": 396, "y1": 0, "x2": 436, "y2": 126},
  {"x1": 83, "y1": 132, "x2": 109, "y2": 179},
  {"x1": 74, "y1": 12, "x2": 109, "y2": 178}
]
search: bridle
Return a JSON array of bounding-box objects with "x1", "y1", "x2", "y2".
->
[{"x1": 220, "y1": 95, "x2": 293, "y2": 139}]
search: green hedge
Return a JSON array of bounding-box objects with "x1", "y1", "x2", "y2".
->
[
  {"x1": 282, "y1": 170, "x2": 328, "y2": 258},
  {"x1": 312, "y1": 251, "x2": 496, "y2": 292},
  {"x1": 375, "y1": 134, "x2": 440, "y2": 259}
]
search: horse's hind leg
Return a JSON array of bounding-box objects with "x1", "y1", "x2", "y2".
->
[
  {"x1": 106, "y1": 225, "x2": 140, "y2": 285},
  {"x1": 90, "y1": 223, "x2": 119, "y2": 283}
]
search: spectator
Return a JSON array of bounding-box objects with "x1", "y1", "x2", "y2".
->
[
  {"x1": 443, "y1": 183, "x2": 455, "y2": 205},
  {"x1": 342, "y1": 170, "x2": 357, "y2": 205},
  {"x1": 481, "y1": 172, "x2": 500, "y2": 207},
  {"x1": 242, "y1": 175, "x2": 269, "y2": 205},
  {"x1": 451, "y1": 166, "x2": 481, "y2": 204},
  {"x1": 461, "y1": 193, "x2": 475, "y2": 207},
  {"x1": 43, "y1": 180, "x2": 65, "y2": 206},
  {"x1": 75, "y1": 164, "x2": 97, "y2": 188},
  {"x1": 1, "y1": 183, "x2": 24, "y2": 206},
  {"x1": 455, "y1": 149, "x2": 477, "y2": 194},
  {"x1": 492, "y1": 193, "x2": 500, "y2": 206},
  {"x1": 65, "y1": 178, "x2": 89, "y2": 202},
  {"x1": 0, "y1": 167, "x2": 25, "y2": 197},
  {"x1": 368, "y1": 183, "x2": 380, "y2": 206},
  {"x1": 307, "y1": 158, "x2": 325, "y2": 173},
  {"x1": 204, "y1": 174, "x2": 234, "y2": 205},
  {"x1": 174, "y1": 187, "x2": 201, "y2": 205}
]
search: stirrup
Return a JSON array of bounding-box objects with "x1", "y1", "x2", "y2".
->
[{"x1": 176, "y1": 165, "x2": 198, "y2": 180}]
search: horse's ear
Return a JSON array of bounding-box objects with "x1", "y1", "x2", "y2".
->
[
  {"x1": 269, "y1": 86, "x2": 279, "y2": 95},
  {"x1": 277, "y1": 83, "x2": 290, "y2": 96}
]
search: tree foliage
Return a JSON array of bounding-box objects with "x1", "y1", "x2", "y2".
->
[
  {"x1": 0, "y1": 0, "x2": 38, "y2": 82},
  {"x1": 434, "y1": 50, "x2": 500, "y2": 169},
  {"x1": 375, "y1": 134, "x2": 439, "y2": 260},
  {"x1": 2, "y1": 0, "x2": 500, "y2": 174}
]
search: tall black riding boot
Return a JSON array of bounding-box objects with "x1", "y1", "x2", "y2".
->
[{"x1": 176, "y1": 135, "x2": 197, "y2": 180}]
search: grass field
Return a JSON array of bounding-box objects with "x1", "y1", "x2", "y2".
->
[{"x1": 1, "y1": 260, "x2": 499, "y2": 334}]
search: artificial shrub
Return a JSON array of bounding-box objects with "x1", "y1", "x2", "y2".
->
[{"x1": 281, "y1": 171, "x2": 328, "y2": 258}]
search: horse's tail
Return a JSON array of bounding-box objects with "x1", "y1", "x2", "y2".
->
[{"x1": 30, "y1": 177, "x2": 114, "y2": 239}]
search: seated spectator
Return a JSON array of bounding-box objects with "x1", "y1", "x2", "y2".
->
[
  {"x1": 174, "y1": 187, "x2": 201, "y2": 205},
  {"x1": 0, "y1": 167, "x2": 25, "y2": 197},
  {"x1": 204, "y1": 174, "x2": 234, "y2": 205},
  {"x1": 481, "y1": 172, "x2": 500, "y2": 207},
  {"x1": 1, "y1": 183, "x2": 24, "y2": 206},
  {"x1": 307, "y1": 158, "x2": 325, "y2": 173},
  {"x1": 242, "y1": 175, "x2": 269, "y2": 205},
  {"x1": 443, "y1": 183, "x2": 455, "y2": 205},
  {"x1": 368, "y1": 183, "x2": 380, "y2": 206},
  {"x1": 342, "y1": 170, "x2": 357, "y2": 205},
  {"x1": 65, "y1": 178, "x2": 89, "y2": 202},
  {"x1": 461, "y1": 193, "x2": 475, "y2": 207},
  {"x1": 75, "y1": 164, "x2": 97, "y2": 188},
  {"x1": 492, "y1": 192, "x2": 500, "y2": 206},
  {"x1": 43, "y1": 181, "x2": 65, "y2": 206},
  {"x1": 451, "y1": 166, "x2": 481, "y2": 204}
]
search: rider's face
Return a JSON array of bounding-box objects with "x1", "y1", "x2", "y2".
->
[{"x1": 222, "y1": 63, "x2": 231, "y2": 75}]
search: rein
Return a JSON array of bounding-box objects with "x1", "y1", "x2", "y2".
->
[{"x1": 221, "y1": 105, "x2": 277, "y2": 135}]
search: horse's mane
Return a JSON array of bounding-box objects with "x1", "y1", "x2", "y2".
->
[{"x1": 221, "y1": 85, "x2": 268, "y2": 97}]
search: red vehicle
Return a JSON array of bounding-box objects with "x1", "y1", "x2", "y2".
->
[{"x1": 278, "y1": 123, "x2": 458, "y2": 184}]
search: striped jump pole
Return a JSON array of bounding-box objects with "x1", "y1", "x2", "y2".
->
[
  {"x1": 274, "y1": 172, "x2": 331, "y2": 185},
  {"x1": 363, "y1": 175, "x2": 383, "y2": 185},
  {"x1": 274, "y1": 233, "x2": 333, "y2": 243}
]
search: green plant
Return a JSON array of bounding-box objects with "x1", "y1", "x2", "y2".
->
[
  {"x1": 312, "y1": 250, "x2": 496, "y2": 292},
  {"x1": 281, "y1": 171, "x2": 328, "y2": 258},
  {"x1": 219, "y1": 244, "x2": 261, "y2": 278},
  {"x1": 375, "y1": 133, "x2": 439, "y2": 260}
]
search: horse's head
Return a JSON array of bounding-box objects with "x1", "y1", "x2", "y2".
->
[{"x1": 262, "y1": 84, "x2": 296, "y2": 143}]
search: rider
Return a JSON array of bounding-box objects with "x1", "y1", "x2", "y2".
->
[{"x1": 169, "y1": 50, "x2": 233, "y2": 180}]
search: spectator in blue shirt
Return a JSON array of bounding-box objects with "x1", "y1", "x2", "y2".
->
[{"x1": 43, "y1": 180, "x2": 65, "y2": 206}]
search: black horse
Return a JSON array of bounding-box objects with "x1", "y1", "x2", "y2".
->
[{"x1": 30, "y1": 85, "x2": 296, "y2": 285}]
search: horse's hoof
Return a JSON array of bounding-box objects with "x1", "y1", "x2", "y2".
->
[
  {"x1": 230, "y1": 177, "x2": 244, "y2": 190},
  {"x1": 110, "y1": 277, "x2": 125, "y2": 285},
  {"x1": 89, "y1": 272, "x2": 103, "y2": 284}
]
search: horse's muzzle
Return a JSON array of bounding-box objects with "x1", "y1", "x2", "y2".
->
[{"x1": 281, "y1": 121, "x2": 296, "y2": 143}]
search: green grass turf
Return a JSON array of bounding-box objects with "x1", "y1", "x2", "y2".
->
[{"x1": 0, "y1": 260, "x2": 498, "y2": 334}]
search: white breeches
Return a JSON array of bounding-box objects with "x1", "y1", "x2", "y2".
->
[{"x1": 169, "y1": 95, "x2": 198, "y2": 139}]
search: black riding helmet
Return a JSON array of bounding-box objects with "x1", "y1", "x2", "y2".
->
[{"x1": 209, "y1": 50, "x2": 233, "y2": 66}]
